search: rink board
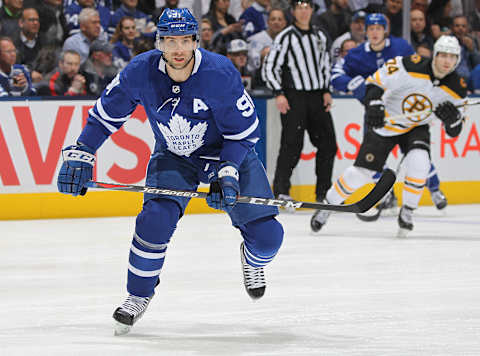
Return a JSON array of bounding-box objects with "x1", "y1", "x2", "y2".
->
[{"x1": 0, "y1": 98, "x2": 479, "y2": 220}]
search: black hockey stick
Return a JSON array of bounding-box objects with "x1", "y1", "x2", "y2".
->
[
  {"x1": 356, "y1": 156, "x2": 404, "y2": 222},
  {"x1": 85, "y1": 168, "x2": 395, "y2": 213}
]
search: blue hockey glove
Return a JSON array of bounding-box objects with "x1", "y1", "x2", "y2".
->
[
  {"x1": 366, "y1": 99, "x2": 385, "y2": 129},
  {"x1": 347, "y1": 75, "x2": 365, "y2": 92},
  {"x1": 57, "y1": 144, "x2": 96, "y2": 196},
  {"x1": 206, "y1": 162, "x2": 240, "y2": 213}
]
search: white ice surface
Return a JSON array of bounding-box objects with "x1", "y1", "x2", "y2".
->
[{"x1": 1, "y1": 205, "x2": 480, "y2": 356}]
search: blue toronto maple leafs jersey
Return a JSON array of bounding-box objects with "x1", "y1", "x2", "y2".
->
[
  {"x1": 331, "y1": 36, "x2": 414, "y2": 100},
  {"x1": 78, "y1": 48, "x2": 260, "y2": 168}
]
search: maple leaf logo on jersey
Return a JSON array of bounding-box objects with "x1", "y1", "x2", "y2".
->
[{"x1": 158, "y1": 113, "x2": 208, "y2": 157}]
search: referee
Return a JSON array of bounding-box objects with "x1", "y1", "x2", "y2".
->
[{"x1": 262, "y1": 0, "x2": 336, "y2": 203}]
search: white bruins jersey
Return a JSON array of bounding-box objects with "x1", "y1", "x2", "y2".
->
[{"x1": 366, "y1": 54, "x2": 467, "y2": 137}]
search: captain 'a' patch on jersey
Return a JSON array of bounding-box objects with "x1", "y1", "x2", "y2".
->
[{"x1": 366, "y1": 54, "x2": 467, "y2": 137}]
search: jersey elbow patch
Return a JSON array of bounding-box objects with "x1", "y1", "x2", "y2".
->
[
  {"x1": 223, "y1": 117, "x2": 259, "y2": 140},
  {"x1": 90, "y1": 98, "x2": 131, "y2": 133}
]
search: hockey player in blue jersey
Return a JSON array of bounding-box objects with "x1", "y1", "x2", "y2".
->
[
  {"x1": 56, "y1": 8, "x2": 284, "y2": 335},
  {"x1": 327, "y1": 13, "x2": 447, "y2": 224},
  {"x1": 331, "y1": 13, "x2": 414, "y2": 101}
]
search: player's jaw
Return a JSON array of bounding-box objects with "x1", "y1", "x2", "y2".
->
[{"x1": 164, "y1": 50, "x2": 194, "y2": 70}]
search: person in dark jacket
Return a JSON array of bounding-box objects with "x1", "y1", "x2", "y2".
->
[
  {"x1": 81, "y1": 40, "x2": 118, "y2": 96},
  {"x1": 0, "y1": 36, "x2": 36, "y2": 96},
  {"x1": 36, "y1": 49, "x2": 87, "y2": 96}
]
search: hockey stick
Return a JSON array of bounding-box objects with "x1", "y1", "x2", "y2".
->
[
  {"x1": 386, "y1": 99, "x2": 480, "y2": 121},
  {"x1": 355, "y1": 156, "x2": 404, "y2": 222},
  {"x1": 85, "y1": 168, "x2": 395, "y2": 213}
]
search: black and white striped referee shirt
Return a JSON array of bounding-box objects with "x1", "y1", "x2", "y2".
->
[{"x1": 262, "y1": 24, "x2": 331, "y2": 93}]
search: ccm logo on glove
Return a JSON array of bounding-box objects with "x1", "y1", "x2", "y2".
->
[{"x1": 63, "y1": 149, "x2": 96, "y2": 164}]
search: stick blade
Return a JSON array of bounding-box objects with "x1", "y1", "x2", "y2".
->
[{"x1": 353, "y1": 168, "x2": 396, "y2": 213}]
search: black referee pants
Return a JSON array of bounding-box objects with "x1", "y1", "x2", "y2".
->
[{"x1": 273, "y1": 89, "x2": 337, "y2": 201}]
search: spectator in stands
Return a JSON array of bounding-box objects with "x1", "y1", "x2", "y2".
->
[
  {"x1": 331, "y1": 38, "x2": 357, "y2": 95},
  {"x1": 410, "y1": 8, "x2": 434, "y2": 51},
  {"x1": 0, "y1": 0, "x2": 23, "y2": 37},
  {"x1": 226, "y1": 38, "x2": 255, "y2": 90},
  {"x1": 450, "y1": 0, "x2": 463, "y2": 17},
  {"x1": 450, "y1": 15, "x2": 480, "y2": 80},
  {"x1": 132, "y1": 36, "x2": 154, "y2": 56},
  {"x1": 382, "y1": 0, "x2": 402, "y2": 37},
  {"x1": 14, "y1": 8, "x2": 43, "y2": 82},
  {"x1": 468, "y1": 63, "x2": 480, "y2": 93},
  {"x1": 200, "y1": 18, "x2": 214, "y2": 50},
  {"x1": 204, "y1": 0, "x2": 241, "y2": 33},
  {"x1": 416, "y1": 43, "x2": 432, "y2": 58},
  {"x1": 239, "y1": 0, "x2": 270, "y2": 38},
  {"x1": 110, "y1": 0, "x2": 155, "y2": 35},
  {"x1": 313, "y1": 0, "x2": 351, "y2": 44},
  {"x1": 63, "y1": 8, "x2": 107, "y2": 64},
  {"x1": 427, "y1": 0, "x2": 453, "y2": 40},
  {"x1": 247, "y1": 7, "x2": 287, "y2": 87},
  {"x1": 30, "y1": 46, "x2": 57, "y2": 80},
  {"x1": 339, "y1": 38, "x2": 357, "y2": 59},
  {"x1": 64, "y1": 0, "x2": 111, "y2": 37},
  {"x1": 205, "y1": 0, "x2": 245, "y2": 55},
  {"x1": 0, "y1": 36, "x2": 36, "y2": 96},
  {"x1": 25, "y1": 0, "x2": 67, "y2": 49},
  {"x1": 348, "y1": 0, "x2": 383, "y2": 13},
  {"x1": 152, "y1": 0, "x2": 178, "y2": 24},
  {"x1": 111, "y1": 16, "x2": 138, "y2": 70},
  {"x1": 330, "y1": 10, "x2": 365, "y2": 65},
  {"x1": 271, "y1": 0, "x2": 288, "y2": 12},
  {"x1": 81, "y1": 40, "x2": 118, "y2": 96},
  {"x1": 229, "y1": 0, "x2": 254, "y2": 19},
  {"x1": 36, "y1": 50, "x2": 86, "y2": 96},
  {"x1": 411, "y1": 0, "x2": 428, "y2": 14},
  {"x1": 469, "y1": 0, "x2": 480, "y2": 50}
]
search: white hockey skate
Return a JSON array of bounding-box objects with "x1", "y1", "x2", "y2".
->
[
  {"x1": 397, "y1": 206, "x2": 414, "y2": 238},
  {"x1": 113, "y1": 293, "x2": 153, "y2": 335},
  {"x1": 431, "y1": 189, "x2": 447, "y2": 210},
  {"x1": 240, "y1": 242, "x2": 266, "y2": 300},
  {"x1": 310, "y1": 200, "x2": 332, "y2": 233}
]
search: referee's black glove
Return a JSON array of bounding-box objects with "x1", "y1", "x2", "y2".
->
[
  {"x1": 434, "y1": 101, "x2": 461, "y2": 126},
  {"x1": 366, "y1": 99, "x2": 385, "y2": 129}
]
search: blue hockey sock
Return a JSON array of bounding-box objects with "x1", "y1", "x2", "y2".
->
[
  {"x1": 426, "y1": 163, "x2": 440, "y2": 192},
  {"x1": 240, "y1": 216, "x2": 283, "y2": 268},
  {"x1": 127, "y1": 199, "x2": 180, "y2": 297}
]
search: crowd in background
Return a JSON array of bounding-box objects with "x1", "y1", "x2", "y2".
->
[{"x1": 1, "y1": 0, "x2": 480, "y2": 97}]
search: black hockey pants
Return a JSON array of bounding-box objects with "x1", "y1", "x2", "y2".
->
[{"x1": 273, "y1": 89, "x2": 337, "y2": 201}]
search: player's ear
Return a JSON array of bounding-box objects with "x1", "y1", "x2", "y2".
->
[{"x1": 193, "y1": 35, "x2": 199, "y2": 50}]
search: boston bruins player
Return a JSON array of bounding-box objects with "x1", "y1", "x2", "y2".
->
[{"x1": 311, "y1": 35, "x2": 466, "y2": 237}]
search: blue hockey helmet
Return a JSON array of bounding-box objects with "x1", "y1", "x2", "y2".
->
[
  {"x1": 365, "y1": 13, "x2": 387, "y2": 30},
  {"x1": 156, "y1": 8, "x2": 199, "y2": 38}
]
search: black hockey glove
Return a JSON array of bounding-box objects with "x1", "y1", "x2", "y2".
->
[
  {"x1": 366, "y1": 99, "x2": 385, "y2": 129},
  {"x1": 434, "y1": 101, "x2": 461, "y2": 126}
]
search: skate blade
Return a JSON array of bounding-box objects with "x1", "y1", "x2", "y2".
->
[
  {"x1": 114, "y1": 322, "x2": 132, "y2": 336},
  {"x1": 381, "y1": 207, "x2": 398, "y2": 217},
  {"x1": 396, "y1": 227, "x2": 410, "y2": 238}
]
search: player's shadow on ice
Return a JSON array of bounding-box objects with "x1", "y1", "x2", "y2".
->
[{"x1": 127, "y1": 323, "x2": 359, "y2": 352}]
